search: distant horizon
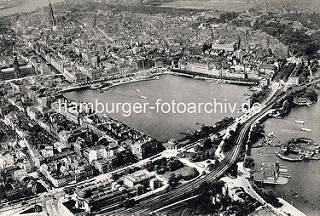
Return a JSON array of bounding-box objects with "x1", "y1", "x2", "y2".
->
[
  {"x1": 160, "y1": 0, "x2": 320, "y2": 12},
  {"x1": 0, "y1": 0, "x2": 64, "y2": 17},
  {"x1": 1, "y1": 0, "x2": 319, "y2": 17}
]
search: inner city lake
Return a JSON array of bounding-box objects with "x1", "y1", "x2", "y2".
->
[
  {"x1": 65, "y1": 74, "x2": 320, "y2": 215},
  {"x1": 65, "y1": 75, "x2": 251, "y2": 142}
]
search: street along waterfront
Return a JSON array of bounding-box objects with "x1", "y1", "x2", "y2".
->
[{"x1": 65, "y1": 74, "x2": 251, "y2": 142}]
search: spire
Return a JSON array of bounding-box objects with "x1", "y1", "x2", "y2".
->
[{"x1": 49, "y1": 1, "x2": 56, "y2": 27}]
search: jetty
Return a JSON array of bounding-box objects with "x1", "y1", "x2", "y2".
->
[
  {"x1": 101, "y1": 76, "x2": 157, "y2": 91},
  {"x1": 56, "y1": 85, "x2": 89, "y2": 94},
  {"x1": 277, "y1": 138, "x2": 320, "y2": 162}
]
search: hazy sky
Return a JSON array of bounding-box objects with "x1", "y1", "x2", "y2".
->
[
  {"x1": 1, "y1": 0, "x2": 319, "y2": 17},
  {"x1": 1, "y1": 0, "x2": 65, "y2": 17}
]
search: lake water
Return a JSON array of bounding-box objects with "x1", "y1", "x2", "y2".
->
[
  {"x1": 66, "y1": 76, "x2": 320, "y2": 215},
  {"x1": 65, "y1": 75, "x2": 251, "y2": 142},
  {"x1": 251, "y1": 92, "x2": 320, "y2": 216},
  {"x1": 3, "y1": 0, "x2": 320, "y2": 214}
]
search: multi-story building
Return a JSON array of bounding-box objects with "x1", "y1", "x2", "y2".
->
[
  {"x1": 123, "y1": 170, "x2": 155, "y2": 188},
  {"x1": 75, "y1": 180, "x2": 128, "y2": 212},
  {"x1": 87, "y1": 145, "x2": 108, "y2": 163}
]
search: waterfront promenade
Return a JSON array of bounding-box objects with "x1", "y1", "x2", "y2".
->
[
  {"x1": 111, "y1": 78, "x2": 320, "y2": 215},
  {"x1": 101, "y1": 76, "x2": 158, "y2": 91},
  {"x1": 225, "y1": 162, "x2": 305, "y2": 216}
]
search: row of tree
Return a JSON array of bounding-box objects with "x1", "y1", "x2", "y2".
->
[
  {"x1": 167, "y1": 167, "x2": 199, "y2": 187},
  {"x1": 144, "y1": 157, "x2": 183, "y2": 174},
  {"x1": 252, "y1": 20, "x2": 320, "y2": 58}
]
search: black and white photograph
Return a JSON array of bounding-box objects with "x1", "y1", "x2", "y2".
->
[{"x1": 0, "y1": 0, "x2": 319, "y2": 215}]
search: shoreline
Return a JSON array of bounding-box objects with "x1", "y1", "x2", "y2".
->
[
  {"x1": 277, "y1": 153, "x2": 303, "y2": 162},
  {"x1": 276, "y1": 138, "x2": 320, "y2": 162},
  {"x1": 57, "y1": 85, "x2": 90, "y2": 94},
  {"x1": 277, "y1": 152, "x2": 320, "y2": 162},
  {"x1": 77, "y1": 69, "x2": 257, "y2": 94},
  {"x1": 101, "y1": 76, "x2": 158, "y2": 91},
  {"x1": 61, "y1": 73, "x2": 251, "y2": 145},
  {"x1": 170, "y1": 68, "x2": 257, "y2": 86},
  {"x1": 277, "y1": 198, "x2": 307, "y2": 216},
  {"x1": 249, "y1": 94, "x2": 320, "y2": 215}
]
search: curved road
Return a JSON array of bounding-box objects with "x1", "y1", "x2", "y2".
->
[
  {"x1": 109, "y1": 78, "x2": 320, "y2": 215},
  {"x1": 106, "y1": 87, "x2": 294, "y2": 215}
]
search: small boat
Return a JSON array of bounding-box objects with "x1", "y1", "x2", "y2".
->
[
  {"x1": 98, "y1": 89, "x2": 103, "y2": 93},
  {"x1": 136, "y1": 89, "x2": 141, "y2": 93},
  {"x1": 295, "y1": 120, "x2": 305, "y2": 124},
  {"x1": 267, "y1": 131, "x2": 277, "y2": 138},
  {"x1": 140, "y1": 96, "x2": 147, "y2": 99},
  {"x1": 301, "y1": 128, "x2": 312, "y2": 132},
  {"x1": 90, "y1": 83, "x2": 103, "y2": 90}
]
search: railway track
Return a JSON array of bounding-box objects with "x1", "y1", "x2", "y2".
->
[
  {"x1": 107, "y1": 96, "x2": 283, "y2": 215},
  {"x1": 101, "y1": 80, "x2": 320, "y2": 215}
]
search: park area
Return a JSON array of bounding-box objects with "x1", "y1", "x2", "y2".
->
[
  {"x1": 161, "y1": 165, "x2": 199, "y2": 182},
  {"x1": 143, "y1": 157, "x2": 200, "y2": 186}
]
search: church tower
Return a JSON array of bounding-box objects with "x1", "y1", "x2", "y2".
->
[{"x1": 49, "y1": 1, "x2": 57, "y2": 30}]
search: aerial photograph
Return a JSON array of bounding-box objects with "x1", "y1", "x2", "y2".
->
[{"x1": 0, "y1": 0, "x2": 319, "y2": 215}]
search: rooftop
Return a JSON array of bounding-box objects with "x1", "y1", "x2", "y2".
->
[{"x1": 124, "y1": 170, "x2": 154, "y2": 183}]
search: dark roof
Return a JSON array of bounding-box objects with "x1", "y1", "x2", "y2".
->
[{"x1": 77, "y1": 189, "x2": 92, "y2": 199}]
